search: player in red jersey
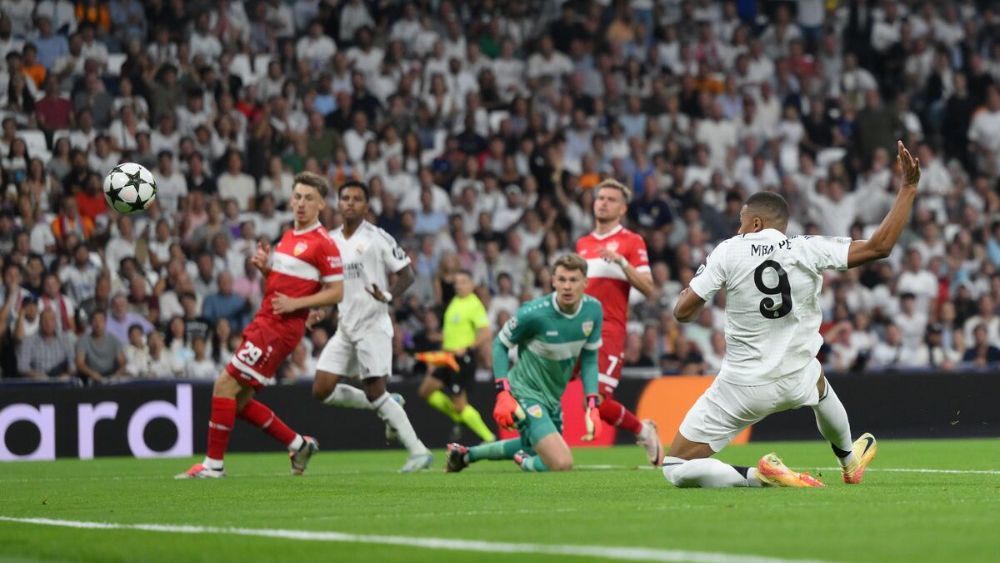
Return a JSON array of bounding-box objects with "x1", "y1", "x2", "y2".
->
[
  {"x1": 575, "y1": 179, "x2": 662, "y2": 465},
  {"x1": 177, "y1": 172, "x2": 344, "y2": 479}
]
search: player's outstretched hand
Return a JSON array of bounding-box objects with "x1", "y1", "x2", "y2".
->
[
  {"x1": 251, "y1": 241, "x2": 271, "y2": 272},
  {"x1": 896, "y1": 140, "x2": 921, "y2": 187},
  {"x1": 271, "y1": 292, "x2": 299, "y2": 314},
  {"x1": 581, "y1": 395, "x2": 601, "y2": 441}
]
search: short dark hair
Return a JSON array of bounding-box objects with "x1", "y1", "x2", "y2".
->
[
  {"x1": 745, "y1": 191, "x2": 789, "y2": 227},
  {"x1": 338, "y1": 180, "x2": 369, "y2": 201},
  {"x1": 293, "y1": 171, "x2": 329, "y2": 198}
]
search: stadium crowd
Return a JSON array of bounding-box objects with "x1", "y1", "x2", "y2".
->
[{"x1": 1, "y1": 0, "x2": 1000, "y2": 385}]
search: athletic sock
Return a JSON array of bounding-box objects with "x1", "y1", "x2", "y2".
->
[
  {"x1": 240, "y1": 399, "x2": 300, "y2": 450},
  {"x1": 812, "y1": 384, "x2": 855, "y2": 467},
  {"x1": 468, "y1": 438, "x2": 523, "y2": 462},
  {"x1": 598, "y1": 397, "x2": 643, "y2": 435},
  {"x1": 458, "y1": 405, "x2": 496, "y2": 442},
  {"x1": 661, "y1": 456, "x2": 757, "y2": 488},
  {"x1": 323, "y1": 384, "x2": 372, "y2": 409},
  {"x1": 205, "y1": 396, "x2": 237, "y2": 465},
  {"x1": 518, "y1": 454, "x2": 549, "y2": 472},
  {"x1": 371, "y1": 392, "x2": 429, "y2": 456},
  {"x1": 427, "y1": 390, "x2": 461, "y2": 423}
]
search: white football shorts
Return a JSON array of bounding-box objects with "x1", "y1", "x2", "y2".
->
[
  {"x1": 315, "y1": 329, "x2": 392, "y2": 378},
  {"x1": 679, "y1": 358, "x2": 823, "y2": 452}
]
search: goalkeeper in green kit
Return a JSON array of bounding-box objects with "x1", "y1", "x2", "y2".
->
[{"x1": 445, "y1": 253, "x2": 604, "y2": 472}]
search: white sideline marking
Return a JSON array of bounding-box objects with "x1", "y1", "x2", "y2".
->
[
  {"x1": 0, "y1": 516, "x2": 831, "y2": 563},
  {"x1": 576, "y1": 465, "x2": 1000, "y2": 476}
]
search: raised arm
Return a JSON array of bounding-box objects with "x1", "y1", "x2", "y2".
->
[{"x1": 847, "y1": 141, "x2": 921, "y2": 268}]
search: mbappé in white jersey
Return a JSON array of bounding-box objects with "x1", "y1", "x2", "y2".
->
[
  {"x1": 689, "y1": 228, "x2": 851, "y2": 385},
  {"x1": 330, "y1": 221, "x2": 410, "y2": 338}
]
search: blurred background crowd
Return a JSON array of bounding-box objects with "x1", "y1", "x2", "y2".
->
[{"x1": 1, "y1": 0, "x2": 999, "y2": 385}]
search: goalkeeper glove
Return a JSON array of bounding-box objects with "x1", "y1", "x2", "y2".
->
[
  {"x1": 493, "y1": 379, "x2": 523, "y2": 430},
  {"x1": 581, "y1": 394, "x2": 601, "y2": 441}
]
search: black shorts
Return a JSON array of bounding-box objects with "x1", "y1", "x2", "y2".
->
[{"x1": 430, "y1": 352, "x2": 476, "y2": 395}]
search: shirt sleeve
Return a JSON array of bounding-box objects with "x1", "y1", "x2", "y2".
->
[
  {"x1": 378, "y1": 229, "x2": 411, "y2": 273},
  {"x1": 798, "y1": 236, "x2": 851, "y2": 272},
  {"x1": 317, "y1": 236, "x2": 344, "y2": 283},
  {"x1": 688, "y1": 241, "x2": 728, "y2": 302},
  {"x1": 471, "y1": 299, "x2": 490, "y2": 331},
  {"x1": 629, "y1": 234, "x2": 651, "y2": 272},
  {"x1": 497, "y1": 305, "x2": 534, "y2": 349}
]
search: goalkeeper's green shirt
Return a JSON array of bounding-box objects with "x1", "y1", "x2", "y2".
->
[{"x1": 493, "y1": 293, "x2": 603, "y2": 409}]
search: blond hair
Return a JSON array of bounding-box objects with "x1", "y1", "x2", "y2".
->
[{"x1": 595, "y1": 178, "x2": 632, "y2": 203}]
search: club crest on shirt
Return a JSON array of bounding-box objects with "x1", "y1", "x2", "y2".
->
[
  {"x1": 527, "y1": 404, "x2": 543, "y2": 418},
  {"x1": 293, "y1": 242, "x2": 308, "y2": 256},
  {"x1": 607, "y1": 241, "x2": 619, "y2": 252},
  {"x1": 582, "y1": 321, "x2": 594, "y2": 337}
]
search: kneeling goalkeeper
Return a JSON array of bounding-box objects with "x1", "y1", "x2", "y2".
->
[{"x1": 445, "y1": 253, "x2": 603, "y2": 472}]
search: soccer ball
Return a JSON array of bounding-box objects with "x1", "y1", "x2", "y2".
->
[{"x1": 103, "y1": 162, "x2": 157, "y2": 214}]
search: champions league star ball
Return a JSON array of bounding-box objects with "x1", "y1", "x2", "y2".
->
[{"x1": 103, "y1": 162, "x2": 157, "y2": 214}]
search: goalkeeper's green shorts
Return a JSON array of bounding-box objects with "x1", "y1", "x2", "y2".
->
[{"x1": 514, "y1": 397, "x2": 563, "y2": 449}]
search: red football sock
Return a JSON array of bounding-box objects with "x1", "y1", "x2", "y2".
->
[
  {"x1": 206, "y1": 396, "x2": 237, "y2": 461},
  {"x1": 240, "y1": 399, "x2": 298, "y2": 447},
  {"x1": 599, "y1": 397, "x2": 643, "y2": 435}
]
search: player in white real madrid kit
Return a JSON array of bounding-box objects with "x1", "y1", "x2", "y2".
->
[
  {"x1": 311, "y1": 181, "x2": 434, "y2": 473},
  {"x1": 663, "y1": 141, "x2": 921, "y2": 488}
]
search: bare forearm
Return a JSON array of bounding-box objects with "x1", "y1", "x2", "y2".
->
[
  {"x1": 870, "y1": 187, "x2": 916, "y2": 252},
  {"x1": 848, "y1": 187, "x2": 917, "y2": 268},
  {"x1": 388, "y1": 266, "x2": 415, "y2": 298},
  {"x1": 673, "y1": 287, "x2": 705, "y2": 323},
  {"x1": 295, "y1": 285, "x2": 343, "y2": 309},
  {"x1": 625, "y1": 267, "x2": 657, "y2": 298}
]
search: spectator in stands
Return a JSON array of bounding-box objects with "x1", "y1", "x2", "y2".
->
[
  {"x1": 16, "y1": 308, "x2": 73, "y2": 380},
  {"x1": 105, "y1": 293, "x2": 152, "y2": 345},
  {"x1": 182, "y1": 334, "x2": 216, "y2": 379},
  {"x1": 75, "y1": 310, "x2": 124, "y2": 384},
  {"x1": 963, "y1": 324, "x2": 1000, "y2": 367},
  {"x1": 962, "y1": 295, "x2": 999, "y2": 347},
  {"x1": 201, "y1": 272, "x2": 249, "y2": 332},
  {"x1": 38, "y1": 272, "x2": 75, "y2": 334},
  {"x1": 146, "y1": 330, "x2": 180, "y2": 378},
  {"x1": 123, "y1": 323, "x2": 151, "y2": 377}
]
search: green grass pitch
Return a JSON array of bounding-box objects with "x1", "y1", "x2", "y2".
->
[{"x1": 1, "y1": 439, "x2": 1000, "y2": 562}]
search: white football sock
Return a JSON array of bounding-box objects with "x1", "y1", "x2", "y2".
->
[
  {"x1": 324, "y1": 384, "x2": 372, "y2": 409},
  {"x1": 287, "y1": 434, "x2": 304, "y2": 452},
  {"x1": 371, "y1": 393, "x2": 429, "y2": 456},
  {"x1": 661, "y1": 456, "x2": 760, "y2": 488},
  {"x1": 812, "y1": 383, "x2": 855, "y2": 467},
  {"x1": 202, "y1": 457, "x2": 223, "y2": 470}
]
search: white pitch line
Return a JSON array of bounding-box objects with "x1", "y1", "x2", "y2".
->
[
  {"x1": 0, "y1": 516, "x2": 833, "y2": 563},
  {"x1": 576, "y1": 465, "x2": 1000, "y2": 476}
]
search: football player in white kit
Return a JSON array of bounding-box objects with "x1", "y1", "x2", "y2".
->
[
  {"x1": 663, "y1": 141, "x2": 921, "y2": 488},
  {"x1": 311, "y1": 180, "x2": 434, "y2": 473}
]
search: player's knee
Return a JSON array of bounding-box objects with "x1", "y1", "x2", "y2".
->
[
  {"x1": 550, "y1": 457, "x2": 573, "y2": 471},
  {"x1": 312, "y1": 380, "x2": 334, "y2": 401}
]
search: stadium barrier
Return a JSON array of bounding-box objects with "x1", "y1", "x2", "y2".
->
[{"x1": 2, "y1": 373, "x2": 1000, "y2": 460}]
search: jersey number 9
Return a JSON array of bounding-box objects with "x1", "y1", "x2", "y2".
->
[{"x1": 754, "y1": 260, "x2": 793, "y2": 319}]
